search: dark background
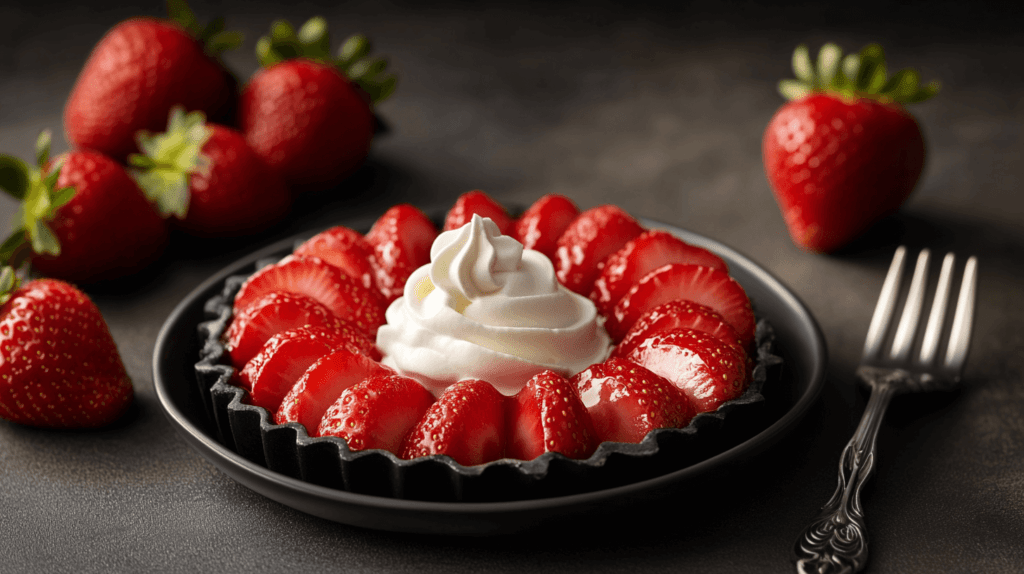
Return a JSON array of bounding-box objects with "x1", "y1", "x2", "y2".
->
[{"x1": 1, "y1": 1, "x2": 1022, "y2": 572}]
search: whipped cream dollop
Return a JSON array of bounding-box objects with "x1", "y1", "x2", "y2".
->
[{"x1": 376, "y1": 214, "x2": 611, "y2": 396}]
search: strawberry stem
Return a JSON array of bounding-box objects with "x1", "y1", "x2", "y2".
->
[
  {"x1": 128, "y1": 106, "x2": 212, "y2": 219},
  {"x1": 166, "y1": 0, "x2": 242, "y2": 56}
]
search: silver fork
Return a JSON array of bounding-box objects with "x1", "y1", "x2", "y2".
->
[{"x1": 792, "y1": 246, "x2": 979, "y2": 574}]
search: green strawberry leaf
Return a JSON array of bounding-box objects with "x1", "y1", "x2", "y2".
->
[
  {"x1": 0, "y1": 265, "x2": 18, "y2": 304},
  {"x1": 166, "y1": 0, "x2": 201, "y2": 37},
  {"x1": 271, "y1": 19, "x2": 297, "y2": 43},
  {"x1": 0, "y1": 230, "x2": 26, "y2": 263},
  {"x1": 129, "y1": 106, "x2": 211, "y2": 219},
  {"x1": 791, "y1": 45, "x2": 814, "y2": 84},
  {"x1": 35, "y1": 130, "x2": 52, "y2": 169},
  {"x1": 206, "y1": 30, "x2": 243, "y2": 55},
  {"x1": 297, "y1": 16, "x2": 331, "y2": 60},
  {"x1": 51, "y1": 186, "x2": 76, "y2": 210},
  {"x1": 778, "y1": 79, "x2": 812, "y2": 100},
  {"x1": 28, "y1": 219, "x2": 60, "y2": 256},
  {"x1": 338, "y1": 34, "x2": 371, "y2": 66},
  {"x1": 0, "y1": 156, "x2": 29, "y2": 200},
  {"x1": 816, "y1": 44, "x2": 842, "y2": 89}
]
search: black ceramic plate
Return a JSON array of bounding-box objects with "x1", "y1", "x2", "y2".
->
[{"x1": 153, "y1": 218, "x2": 827, "y2": 535}]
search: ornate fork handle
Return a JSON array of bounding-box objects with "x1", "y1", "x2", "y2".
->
[{"x1": 793, "y1": 373, "x2": 901, "y2": 574}]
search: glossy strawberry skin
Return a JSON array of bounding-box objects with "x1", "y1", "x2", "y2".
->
[
  {"x1": 318, "y1": 373, "x2": 436, "y2": 452},
  {"x1": 609, "y1": 263, "x2": 755, "y2": 349},
  {"x1": 571, "y1": 358, "x2": 694, "y2": 444},
  {"x1": 233, "y1": 255, "x2": 386, "y2": 338},
  {"x1": 365, "y1": 204, "x2": 438, "y2": 303},
  {"x1": 224, "y1": 290, "x2": 378, "y2": 369},
  {"x1": 177, "y1": 125, "x2": 291, "y2": 237},
  {"x1": 506, "y1": 370, "x2": 597, "y2": 461},
  {"x1": 763, "y1": 93, "x2": 925, "y2": 253},
  {"x1": 240, "y1": 59, "x2": 375, "y2": 193},
  {"x1": 31, "y1": 151, "x2": 167, "y2": 284},
  {"x1": 589, "y1": 230, "x2": 728, "y2": 317},
  {"x1": 400, "y1": 379, "x2": 507, "y2": 466},
  {"x1": 553, "y1": 205, "x2": 645, "y2": 295},
  {"x1": 613, "y1": 299, "x2": 742, "y2": 359},
  {"x1": 443, "y1": 190, "x2": 513, "y2": 235},
  {"x1": 293, "y1": 226, "x2": 379, "y2": 293},
  {"x1": 0, "y1": 279, "x2": 133, "y2": 428},
  {"x1": 274, "y1": 347, "x2": 391, "y2": 433},
  {"x1": 512, "y1": 194, "x2": 580, "y2": 261},
  {"x1": 64, "y1": 18, "x2": 233, "y2": 162},
  {"x1": 626, "y1": 328, "x2": 748, "y2": 414}
]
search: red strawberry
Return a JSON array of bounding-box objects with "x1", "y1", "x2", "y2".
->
[
  {"x1": 0, "y1": 277, "x2": 133, "y2": 428},
  {"x1": 240, "y1": 19, "x2": 396, "y2": 193},
  {"x1": 443, "y1": 190, "x2": 513, "y2": 235},
  {"x1": 64, "y1": 4, "x2": 240, "y2": 161},
  {"x1": 233, "y1": 255, "x2": 385, "y2": 338},
  {"x1": 570, "y1": 358, "x2": 694, "y2": 444},
  {"x1": 553, "y1": 205, "x2": 645, "y2": 295},
  {"x1": 129, "y1": 108, "x2": 291, "y2": 238},
  {"x1": 293, "y1": 226, "x2": 378, "y2": 293},
  {"x1": 224, "y1": 290, "x2": 378, "y2": 368},
  {"x1": 400, "y1": 379, "x2": 507, "y2": 466},
  {"x1": 589, "y1": 230, "x2": 728, "y2": 317},
  {"x1": 608, "y1": 263, "x2": 755, "y2": 349},
  {"x1": 613, "y1": 299, "x2": 742, "y2": 359},
  {"x1": 505, "y1": 370, "x2": 597, "y2": 461},
  {"x1": 763, "y1": 43, "x2": 936, "y2": 253},
  {"x1": 511, "y1": 193, "x2": 580, "y2": 261},
  {"x1": 240, "y1": 324, "x2": 371, "y2": 413},
  {"x1": 0, "y1": 135, "x2": 167, "y2": 284},
  {"x1": 318, "y1": 373, "x2": 435, "y2": 452},
  {"x1": 274, "y1": 347, "x2": 391, "y2": 433},
  {"x1": 626, "y1": 328, "x2": 748, "y2": 414},
  {"x1": 365, "y1": 204, "x2": 438, "y2": 303}
]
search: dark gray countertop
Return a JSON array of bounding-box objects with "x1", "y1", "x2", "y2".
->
[{"x1": 2, "y1": 1, "x2": 1022, "y2": 571}]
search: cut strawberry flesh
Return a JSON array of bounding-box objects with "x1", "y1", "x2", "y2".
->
[
  {"x1": 505, "y1": 370, "x2": 597, "y2": 461},
  {"x1": 318, "y1": 373, "x2": 436, "y2": 453},
  {"x1": 400, "y1": 379, "x2": 507, "y2": 466},
  {"x1": 443, "y1": 190, "x2": 513, "y2": 235},
  {"x1": 626, "y1": 328, "x2": 748, "y2": 414},
  {"x1": 293, "y1": 226, "x2": 379, "y2": 293},
  {"x1": 274, "y1": 348, "x2": 392, "y2": 433},
  {"x1": 365, "y1": 204, "x2": 438, "y2": 303},
  {"x1": 608, "y1": 263, "x2": 755, "y2": 349},
  {"x1": 233, "y1": 255, "x2": 386, "y2": 338},
  {"x1": 571, "y1": 357, "x2": 695, "y2": 444},
  {"x1": 553, "y1": 205, "x2": 645, "y2": 295},
  {"x1": 511, "y1": 193, "x2": 580, "y2": 261},
  {"x1": 589, "y1": 230, "x2": 728, "y2": 317},
  {"x1": 612, "y1": 299, "x2": 742, "y2": 359}
]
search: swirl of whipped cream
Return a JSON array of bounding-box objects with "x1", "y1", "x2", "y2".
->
[{"x1": 376, "y1": 214, "x2": 611, "y2": 396}]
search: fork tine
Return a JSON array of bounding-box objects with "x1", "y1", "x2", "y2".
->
[
  {"x1": 944, "y1": 255, "x2": 978, "y2": 372},
  {"x1": 863, "y1": 246, "x2": 907, "y2": 360},
  {"x1": 889, "y1": 249, "x2": 931, "y2": 362},
  {"x1": 918, "y1": 252, "x2": 956, "y2": 365}
]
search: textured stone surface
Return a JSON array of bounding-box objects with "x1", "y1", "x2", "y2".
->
[{"x1": 1, "y1": 0, "x2": 1022, "y2": 572}]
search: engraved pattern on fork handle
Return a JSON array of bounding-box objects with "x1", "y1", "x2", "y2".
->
[{"x1": 793, "y1": 375, "x2": 900, "y2": 574}]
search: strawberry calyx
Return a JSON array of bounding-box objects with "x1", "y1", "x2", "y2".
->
[
  {"x1": 779, "y1": 43, "x2": 939, "y2": 105},
  {"x1": 128, "y1": 106, "x2": 213, "y2": 219},
  {"x1": 0, "y1": 130, "x2": 75, "y2": 274},
  {"x1": 255, "y1": 16, "x2": 397, "y2": 104},
  {"x1": 166, "y1": 0, "x2": 243, "y2": 57}
]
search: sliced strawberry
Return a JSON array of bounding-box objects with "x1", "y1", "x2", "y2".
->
[
  {"x1": 612, "y1": 299, "x2": 742, "y2": 359},
  {"x1": 318, "y1": 373, "x2": 436, "y2": 452},
  {"x1": 233, "y1": 255, "x2": 386, "y2": 338},
  {"x1": 240, "y1": 325, "x2": 371, "y2": 414},
  {"x1": 293, "y1": 226, "x2": 379, "y2": 292},
  {"x1": 608, "y1": 263, "x2": 755, "y2": 349},
  {"x1": 400, "y1": 379, "x2": 506, "y2": 466},
  {"x1": 570, "y1": 357, "x2": 695, "y2": 444},
  {"x1": 589, "y1": 230, "x2": 729, "y2": 317},
  {"x1": 274, "y1": 348, "x2": 391, "y2": 433},
  {"x1": 553, "y1": 205, "x2": 645, "y2": 295},
  {"x1": 443, "y1": 190, "x2": 513, "y2": 235},
  {"x1": 511, "y1": 193, "x2": 580, "y2": 261},
  {"x1": 506, "y1": 370, "x2": 597, "y2": 461},
  {"x1": 224, "y1": 290, "x2": 378, "y2": 368},
  {"x1": 626, "y1": 328, "x2": 748, "y2": 414},
  {"x1": 365, "y1": 204, "x2": 438, "y2": 303}
]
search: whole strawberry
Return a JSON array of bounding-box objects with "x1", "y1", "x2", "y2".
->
[
  {"x1": 0, "y1": 272, "x2": 133, "y2": 428},
  {"x1": 129, "y1": 107, "x2": 291, "y2": 237},
  {"x1": 0, "y1": 132, "x2": 168, "y2": 283},
  {"x1": 64, "y1": 1, "x2": 242, "y2": 161},
  {"x1": 240, "y1": 18, "x2": 396, "y2": 193},
  {"x1": 763, "y1": 43, "x2": 938, "y2": 253}
]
